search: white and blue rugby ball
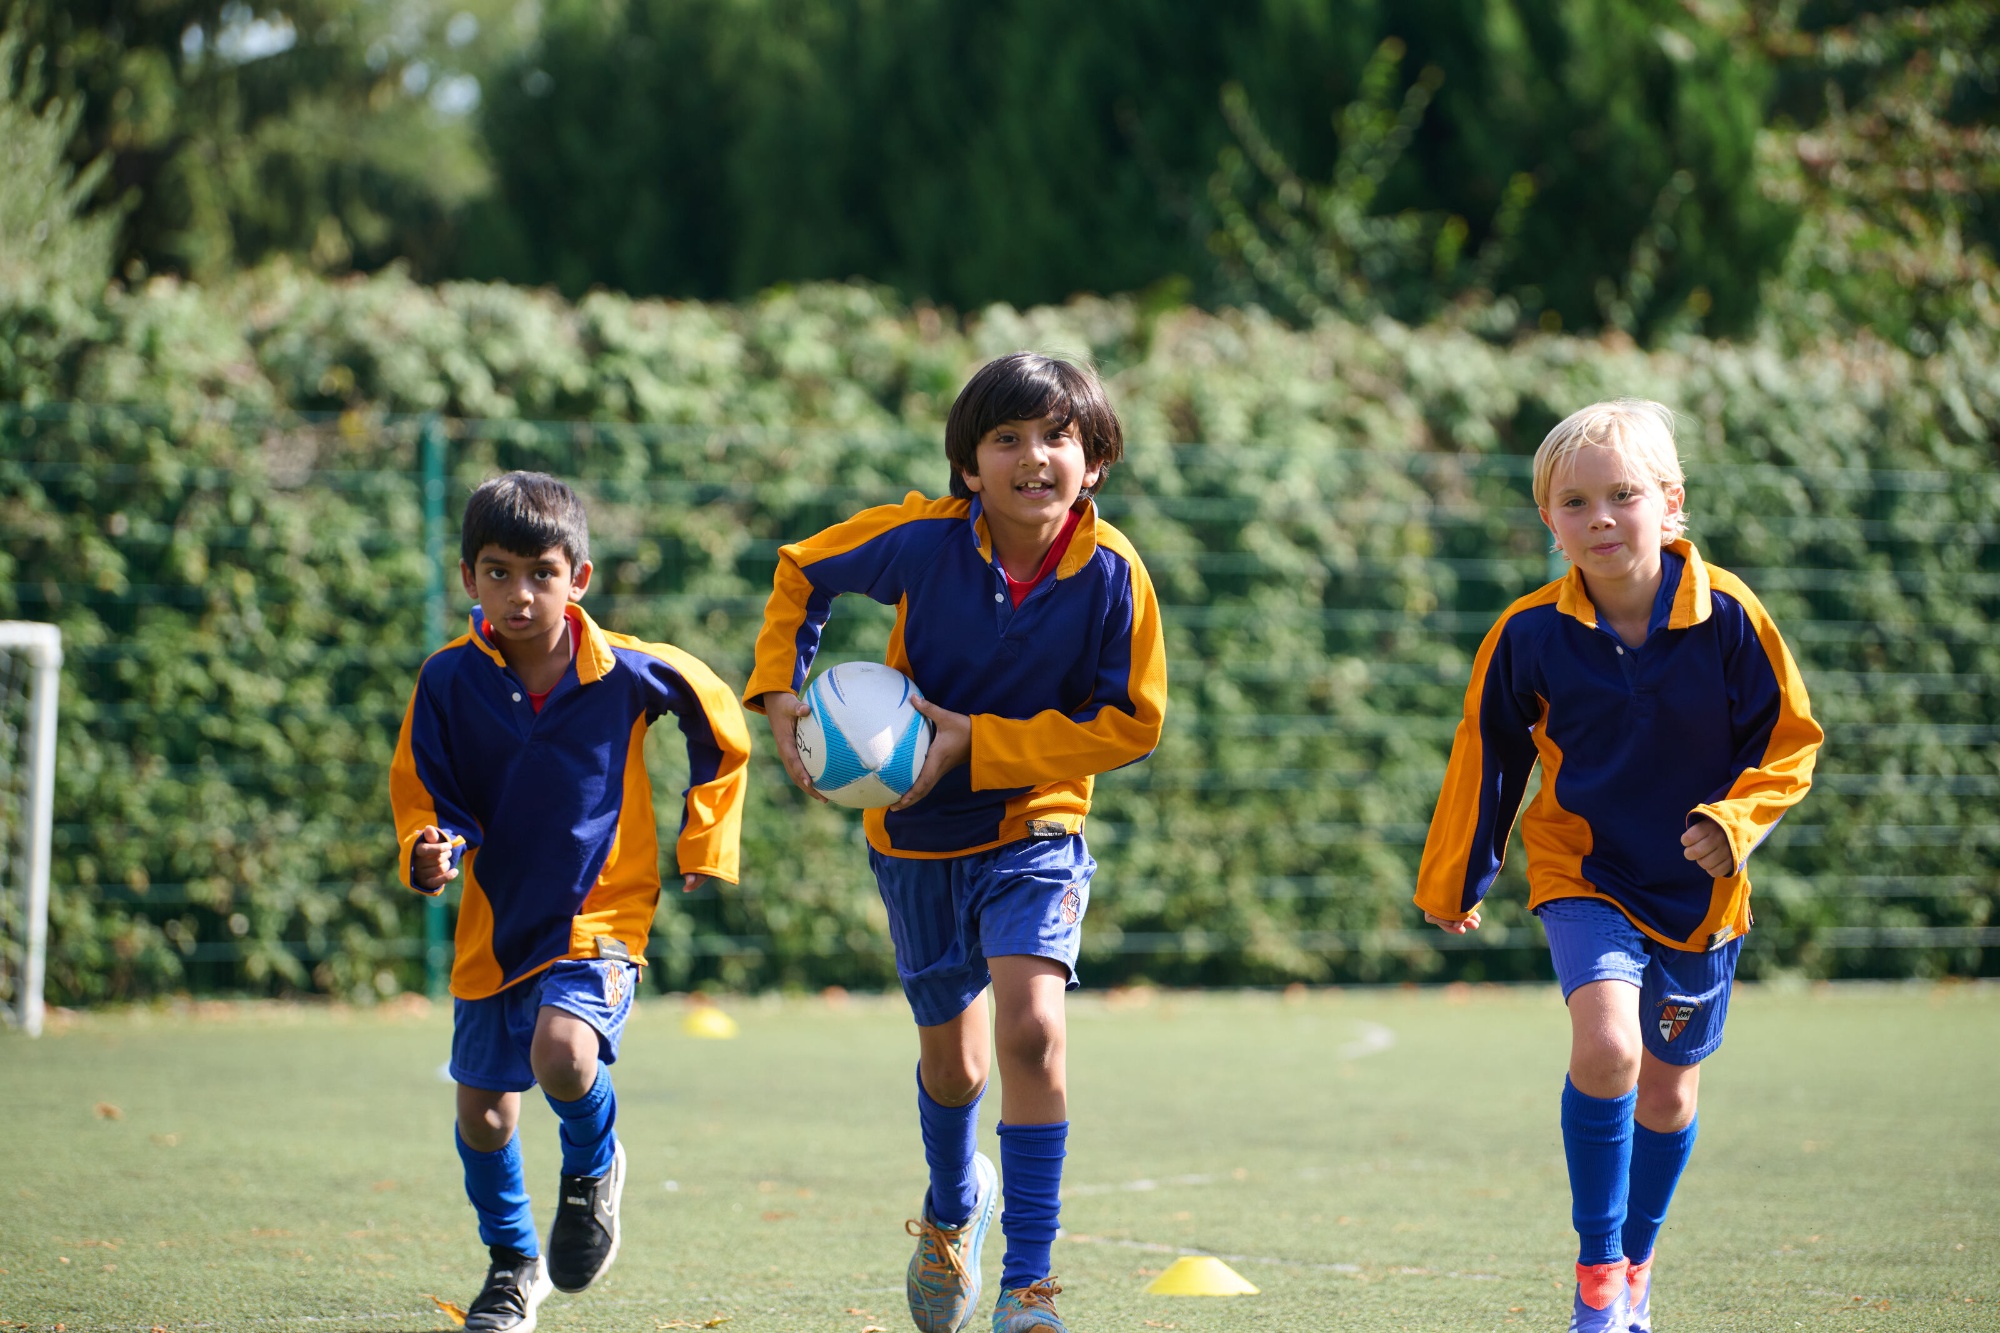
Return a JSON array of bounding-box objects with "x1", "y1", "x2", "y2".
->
[{"x1": 794, "y1": 661, "x2": 934, "y2": 809}]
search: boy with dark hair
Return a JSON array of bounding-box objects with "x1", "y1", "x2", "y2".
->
[
  {"x1": 391, "y1": 470, "x2": 751, "y2": 1333},
  {"x1": 1416, "y1": 401, "x2": 1821, "y2": 1332},
  {"x1": 748, "y1": 351, "x2": 1168, "y2": 1333}
]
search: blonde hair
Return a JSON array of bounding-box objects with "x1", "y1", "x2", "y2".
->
[{"x1": 1532, "y1": 398, "x2": 1688, "y2": 543}]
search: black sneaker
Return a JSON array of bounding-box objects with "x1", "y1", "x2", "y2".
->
[
  {"x1": 463, "y1": 1246, "x2": 551, "y2": 1333},
  {"x1": 547, "y1": 1139, "x2": 625, "y2": 1293}
]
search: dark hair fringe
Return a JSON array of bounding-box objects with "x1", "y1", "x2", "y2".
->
[
  {"x1": 460, "y1": 471, "x2": 590, "y2": 570},
  {"x1": 943, "y1": 352, "x2": 1124, "y2": 500}
]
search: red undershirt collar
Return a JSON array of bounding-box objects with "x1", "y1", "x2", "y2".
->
[{"x1": 1002, "y1": 508, "x2": 1083, "y2": 607}]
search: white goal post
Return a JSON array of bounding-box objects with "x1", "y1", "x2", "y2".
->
[{"x1": 0, "y1": 621, "x2": 60, "y2": 1038}]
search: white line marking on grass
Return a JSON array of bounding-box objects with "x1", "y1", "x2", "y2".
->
[
  {"x1": 1336, "y1": 1020, "x2": 1396, "y2": 1060},
  {"x1": 1063, "y1": 1232, "x2": 1500, "y2": 1282},
  {"x1": 1068, "y1": 1172, "x2": 1220, "y2": 1197}
]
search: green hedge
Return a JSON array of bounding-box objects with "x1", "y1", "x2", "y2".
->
[{"x1": 1, "y1": 269, "x2": 1995, "y2": 1003}]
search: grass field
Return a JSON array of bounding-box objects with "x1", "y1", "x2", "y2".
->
[{"x1": 2, "y1": 983, "x2": 1995, "y2": 1332}]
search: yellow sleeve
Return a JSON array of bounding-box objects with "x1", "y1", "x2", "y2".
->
[
  {"x1": 745, "y1": 494, "x2": 966, "y2": 711},
  {"x1": 387, "y1": 649, "x2": 476, "y2": 896},
  {"x1": 630, "y1": 642, "x2": 753, "y2": 884},
  {"x1": 1688, "y1": 573, "x2": 1823, "y2": 873}
]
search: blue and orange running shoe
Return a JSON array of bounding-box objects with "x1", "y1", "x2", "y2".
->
[
  {"x1": 991, "y1": 1278, "x2": 1065, "y2": 1333},
  {"x1": 904, "y1": 1151, "x2": 999, "y2": 1333},
  {"x1": 1569, "y1": 1259, "x2": 1631, "y2": 1333},
  {"x1": 1625, "y1": 1254, "x2": 1654, "y2": 1333}
]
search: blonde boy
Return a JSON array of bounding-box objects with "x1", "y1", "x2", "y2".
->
[{"x1": 1414, "y1": 401, "x2": 1821, "y2": 1332}]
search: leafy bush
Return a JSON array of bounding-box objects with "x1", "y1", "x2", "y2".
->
[{"x1": 2, "y1": 269, "x2": 1994, "y2": 1002}]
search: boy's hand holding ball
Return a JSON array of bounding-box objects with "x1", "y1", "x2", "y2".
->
[
  {"x1": 761, "y1": 691, "x2": 829, "y2": 804},
  {"x1": 888, "y1": 699, "x2": 970, "y2": 812}
]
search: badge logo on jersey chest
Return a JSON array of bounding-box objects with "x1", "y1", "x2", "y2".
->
[{"x1": 1657, "y1": 997, "x2": 1699, "y2": 1043}]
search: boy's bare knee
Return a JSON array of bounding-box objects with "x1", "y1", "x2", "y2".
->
[
  {"x1": 1636, "y1": 1055, "x2": 1700, "y2": 1130},
  {"x1": 996, "y1": 1007, "x2": 1064, "y2": 1076},
  {"x1": 920, "y1": 1059, "x2": 986, "y2": 1107},
  {"x1": 457, "y1": 1086, "x2": 518, "y2": 1152},
  {"x1": 1570, "y1": 1030, "x2": 1642, "y2": 1097},
  {"x1": 531, "y1": 1008, "x2": 601, "y2": 1100}
]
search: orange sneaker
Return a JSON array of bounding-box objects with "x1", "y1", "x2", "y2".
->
[
  {"x1": 1569, "y1": 1259, "x2": 1630, "y2": 1333},
  {"x1": 1625, "y1": 1254, "x2": 1653, "y2": 1332}
]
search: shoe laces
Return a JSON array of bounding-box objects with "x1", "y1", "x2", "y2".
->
[
  {"x1": 904, "y1": 1214, "x2": 972, "y2": 1287},
  {"x1": 1013, "y1": 1277, "x2": 1061, "y2": 1312}
]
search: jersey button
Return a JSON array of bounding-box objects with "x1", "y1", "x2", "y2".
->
[
  {"x1": 512, "y1": 692, "x2": 523, "y2": 701},
  {"x1": 994, "y1": 592, "x2": 1004, "y2": 602},
  {"x1": 1615, "y1": 646, "x2": 1625, "y2": 655}
]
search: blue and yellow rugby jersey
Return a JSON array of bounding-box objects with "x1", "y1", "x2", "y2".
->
[
  {"x1": 1415, "y1": 540, "x2": 1822, "y2": 952},
  {"x1": 743, "y1": 492, "x2": 1168, "y2": 858},
  {"x1": 390, "y1": 606, "x2": 751, "y2": 1000}
]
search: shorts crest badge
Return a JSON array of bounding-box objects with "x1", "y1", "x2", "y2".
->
[
  {"x1": 1060, "y1": 886, "x2": 1083, "y2": 925},
  {"x1": 603, "y1": 961, "x2": 628, "y2": 1010},
  {"x1": 1657, "y1": 996, "x2": 1698, "y2": 1044}
]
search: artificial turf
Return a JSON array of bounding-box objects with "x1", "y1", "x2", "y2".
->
[{"x1": 1, "y1": 982, "x2": 1994, "y2": 1332}]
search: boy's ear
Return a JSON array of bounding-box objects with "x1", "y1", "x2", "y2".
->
[
  {"x1": 460, "y1": 559, "x2": 477, "y2": 600},
  {"x1": 960, "y1": 469, "x2": 984, "y2": 494},
  {"x1": 568, "y1": 559, "x2": 593, "y2": 600}
]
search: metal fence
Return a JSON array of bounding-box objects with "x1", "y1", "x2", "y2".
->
[{"x1": 3, "y1": 403, "x2": 1994, "y2": 998}]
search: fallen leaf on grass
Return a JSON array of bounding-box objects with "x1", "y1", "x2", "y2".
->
[
  {"x1": 861, "y1": 1325, "x2": 886, "y2": 1332},
  {"x1": 93, "y1": 1103, "x2": 122, "y2": 1120},
  {"x1": 760, "y1": 1210, "x2": 795, "y2": 1222},
  {"x1": 80, "y1": 1239, "x2": 119, "y2": 1249},
  {"x1": 425, "y1": 1293, "x2": 468, "y2": 1327},
  {"x1": 372, "y1": 1180, "x2": 398, "y2": 1192}
]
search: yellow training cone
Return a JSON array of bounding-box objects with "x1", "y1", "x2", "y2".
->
[
  {"x1": 1144, "y1": 1255, "x2": 1259, "y2": 1296},
  {"x1": 681, "y1": 1004, "x2": 739, "y2": 1039}
]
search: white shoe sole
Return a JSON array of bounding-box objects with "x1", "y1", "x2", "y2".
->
[{"x1": 519, "y1": 1257, "x2": 553, "y2": 1331}]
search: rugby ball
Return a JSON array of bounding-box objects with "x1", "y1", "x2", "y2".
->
[{"x1": 794, "y1": 661, "x2": 934, "y2": 809}]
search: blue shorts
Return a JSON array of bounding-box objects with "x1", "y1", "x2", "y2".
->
[
  {"x1": 450, "y1": 958, "x2": 640, "y2": 1093},
  {"x1": 1538, "y1": 896, "x2": 1742, "y2": 1066},
  {"x1": 870, "y1": 833, "x2": 1095, "y2": 1028}
]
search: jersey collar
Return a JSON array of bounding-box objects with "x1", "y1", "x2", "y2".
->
[
  {"x1": 968, "y1": 495, "x2": 1101, "y2": 577},
  {"x1": 465, "y1": 604, "x2": 616, "y2": 683},
  {"x1": 1554, "y1": 538, "x2": 1711, "y2": 631}
]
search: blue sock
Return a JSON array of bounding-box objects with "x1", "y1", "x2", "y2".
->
[
  {"x1": 1561, "y1": 1077, "x2": 1635, "y2": 1267},
  {"x1": 996, "y1": 1120, "x2": 1067, "y2": 1290},
  {"x1": 1623, "y1": 1116, "x2": 1697, "y2": 1263},
  {"x1": 545, "y1": 1063, "x2": 618, "y2": 1178},
  {"x1": 456, "y1": 1127, "x2": 538, "y2": 1257},
  {"x1": 917, "y1": 1069, "x2": 982, "y2": 1228}
]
